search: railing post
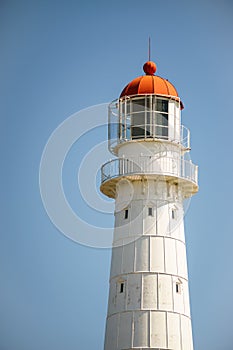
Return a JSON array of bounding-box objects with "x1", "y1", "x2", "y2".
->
[
  {"x1": 195, "y1": 166, "x2": 198, "y2": 183},
  {"x1": 182, "y1": 158, "x2": 184, "y2": 178}
]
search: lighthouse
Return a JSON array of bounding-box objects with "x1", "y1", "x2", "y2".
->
[{"x1": 100, "y1": 59, "x2": 198, "y2": 350}]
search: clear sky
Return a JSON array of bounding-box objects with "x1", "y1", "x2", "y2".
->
[{"x1": 1, "y1": 0, "x2": 233, "y2": 349}]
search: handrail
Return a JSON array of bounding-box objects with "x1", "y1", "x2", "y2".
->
[
  {"x1": 101, "y1": 156, "x2": 198, "y2": 185},
  {"x1": 108, "y1": 125, "x2": 190, "y2": 151}
]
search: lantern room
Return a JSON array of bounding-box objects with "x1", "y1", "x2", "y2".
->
[{"x1": 108, "y1": 61, "x2": 189, "y2": 155}]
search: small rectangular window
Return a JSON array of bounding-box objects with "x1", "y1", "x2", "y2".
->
[
  {"x1": 124, "y1": 209, "x2": 128, "y2": 219},
  {"x1": 176, "y1": 282, "x2": 181, "y2": 294},
  {"x1": 148, "y1": 207, "x2": 153, "y2": 216},
  {"x1": 120, "y1": 282, "x2": 124, "y2": 293},
  {"x1": 172, "y1": 209, "x2": 176, "y2": 219}
]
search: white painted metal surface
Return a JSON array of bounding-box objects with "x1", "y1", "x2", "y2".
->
[{"x1": 101, "y1": 94, "x2": 197, "y2": 350}]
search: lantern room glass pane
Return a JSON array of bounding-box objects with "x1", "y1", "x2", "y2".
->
[
  {"x1": 156, "y1": 113, "x2": 168, "y2": 126},
  {"x1": 156, "y1": 99, "x2": 168, "y2": 112},
  {"x1": 132, "y1": 98, "x2": 145, "y2": 112},
  {"x1": 155, "y1": 112, "x2": 168, "y2": 139},
  {"x1": 126, "y1": 115, "x2": 131, "y2": 139},
  {"x1": 131, "y1": 97, "x2": 146, "y2": 139},
  {"x1": 132, "y1": 126, "x2": 145, "y2": 139}
]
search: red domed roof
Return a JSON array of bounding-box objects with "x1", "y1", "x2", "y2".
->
[{"x1": 120, "y1": 60, "x2": 183, "y2": 109}]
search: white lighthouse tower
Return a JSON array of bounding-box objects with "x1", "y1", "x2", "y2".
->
[{"x1": 100, "y1": 59, "x2": 198, "y2": 350}]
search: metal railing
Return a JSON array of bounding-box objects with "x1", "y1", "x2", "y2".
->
[
  {"x1": 101, "y1": 156, "x2": 198, "y2": 185},
  {"x1": 108, "y1": 124, "x2": 190, "y2": 154}
]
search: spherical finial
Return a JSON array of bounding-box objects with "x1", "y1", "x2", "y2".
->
[{"x1": 143, "y1": 61, "x2": 157, "y2": 75}]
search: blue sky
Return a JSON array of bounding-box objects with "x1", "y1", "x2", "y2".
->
[{"x1": 1, "y1": 0, "x2": 233, "y2": 349}]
